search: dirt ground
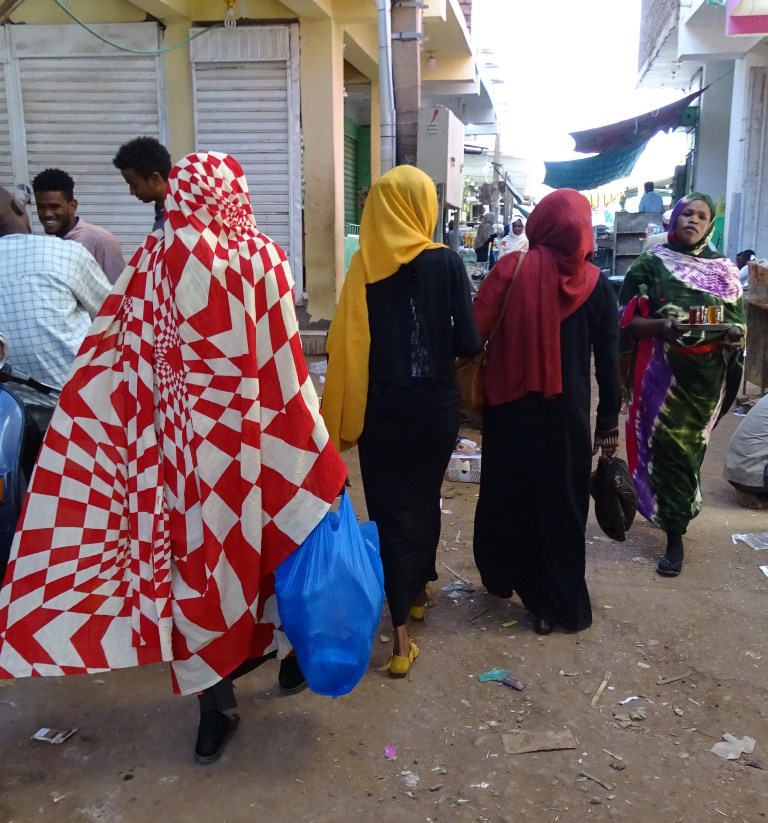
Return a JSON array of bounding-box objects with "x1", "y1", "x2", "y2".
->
[{"x1": 1, "y1": 372, "x2": 767, "y2": 823}]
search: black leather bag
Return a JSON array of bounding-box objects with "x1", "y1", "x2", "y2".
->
[{"x1": 590, "y1": 456, "x2": 638, "y2": 542}]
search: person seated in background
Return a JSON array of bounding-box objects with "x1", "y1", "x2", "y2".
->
[
  {"x1": 724, "y1": 393, "x2": 768, "y2": 510},
  {"x1": 113, "y1": 136, "x2": 172, "y2": 231},
  {"x1": 32, "y1": 168, "x2": 126, "y2": 285},
  {"x1": 0, "y1": 186, "x2": 110, "y2": 434},
  {"x1": 736, "y1": 248, "x2": 756, "y2": 289},
  {"x1": 638, "y1": 181, "x2": 664, "y2": 214}
]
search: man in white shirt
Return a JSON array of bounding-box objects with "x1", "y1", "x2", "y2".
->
[
  {"x1": 724, "y1": 393, "x2": 768, "y2": 509},
  {"x1": 0, "y1": 186, "x2": 110, "y2": 415}
]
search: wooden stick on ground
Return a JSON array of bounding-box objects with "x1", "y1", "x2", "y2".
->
[
  {"x1": 601, "y1": 748, "x2": 624, "y2": 762},
  {"x1": 579, "y1": 771, "x2": 613, "y2": 791},
  {"x1": 590, "y1": 671, "x2": 612, "y2": 707},
  {"x1": 441, "y1": 563, "x2": 474, "y2": 588},
  {"x1": 657, "y1": 671, "x2": 693, "y2": 686}
]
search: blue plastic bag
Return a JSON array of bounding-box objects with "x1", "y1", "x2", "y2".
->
[{"x1": 274, "y1": 492, "x2": 384, "y2": 697}]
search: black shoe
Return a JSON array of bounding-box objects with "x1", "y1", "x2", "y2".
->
[
  {"x1": 656, "y1": 556, "x2": 683, "y2": 576},
  {"x1": 534, "y1": 618, "x2": 554, "y2": 636},
  {"x1": 278, "y1": 657, "x2": 307, "y2": 695},
  {"x1": 194, "y1": 711, "x2": 240, "y2": 765}
]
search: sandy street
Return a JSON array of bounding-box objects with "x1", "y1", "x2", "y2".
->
[{"x1": 1, "y1": 376, "x2": 767, "y2": 823}]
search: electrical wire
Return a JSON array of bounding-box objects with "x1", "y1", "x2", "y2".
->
[{"x1": 52, "y1": 0, "x2": 223, "y2": 55}]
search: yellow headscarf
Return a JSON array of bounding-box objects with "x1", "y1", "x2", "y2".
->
[{"x1": 323, "y1": 165, "x2": 445, "y2": 451}]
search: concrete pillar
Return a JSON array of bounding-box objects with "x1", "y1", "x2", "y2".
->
[
  {"x1": 695, "y1": 61, "x2": 733, "y2": 208},
  {"x1": 301, "y1": 18, "x2": 346, "y2": 320},
  {"x1": 725, "y1": 44, "x2": 768, "y2": 259},
  {"x1": 162, "y1": 19, "x2": 195, "y2": 161},
  {"x1": 491, "y1": 131, "x2": 501, "y2": 220},
  {"x1": 391, "y1": 1, "x2": 422, "y2": 166}
]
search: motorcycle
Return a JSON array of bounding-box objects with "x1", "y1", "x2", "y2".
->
[{"x1": 0, "y1": 335, "x2": 60, "y2": 582}]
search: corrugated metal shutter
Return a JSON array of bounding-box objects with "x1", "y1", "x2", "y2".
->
[
  {"x1": 193, "y1": 62, "x2": 291, "y2": 252},
  {"x1": 344, "y1": 133, "x2": 358, "y2": 225},
  {"x1": 0, "y1": 64, "x2": 13, "y2": 190},
  {"x1": 190, "y1": 25, "x2": 302, "y2": 297},
  {"x1": 19, "y1": 55, "x2": 161, "y2": 258}
]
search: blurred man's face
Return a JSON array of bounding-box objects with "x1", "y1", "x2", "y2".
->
[
  {"x1": 35, "y1": 191, "x2": 77, "y2": 237},
  {"x1": 121, "y1": 168, "x2": 166, "y2": 205}
]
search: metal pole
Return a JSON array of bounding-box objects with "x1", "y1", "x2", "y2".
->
[{"x1": 377, "y1": 0, "x2": 396, "y2": 173}]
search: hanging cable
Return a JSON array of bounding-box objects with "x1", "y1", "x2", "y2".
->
[{"x1": 52, "y1": 0, "x2": 224, "y2": 55}]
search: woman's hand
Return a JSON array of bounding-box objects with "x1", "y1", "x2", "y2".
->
[
  {"x1": 660, "y1": 318, "x2": 683, "y2": 343},
  {"x1": 722, "y1": 326, "x2": 745, "y2": 351},
  {"x1": 629, "y1": 316, "x2": 682, "y2": 341},
  {"x1": 593, "y1": 427, "x2": 620, "y2": 458}
]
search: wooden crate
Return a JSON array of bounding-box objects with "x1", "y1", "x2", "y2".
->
[
  {"x1": 745, "y1": 299, "x2": 768, "y2": 393},
  {"x1": 748, "y1": 262, "x2": 768, "y2": 305}
]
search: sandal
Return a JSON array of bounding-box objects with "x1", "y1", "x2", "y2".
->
[{"x1": 387, "y1": 641, "x2": 419, "y2": 678}]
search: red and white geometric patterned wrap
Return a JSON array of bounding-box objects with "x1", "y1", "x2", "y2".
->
[{"x1": 0, "y1": 152, "x2": 347, "y2": 695}]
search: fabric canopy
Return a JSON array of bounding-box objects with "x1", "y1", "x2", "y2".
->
[
  {"x1": 569, "y1": 89, "x2": 705, "y2": 154},
  {"x1": 543, "y1": 142, "x2": 649, "y2": 191}
]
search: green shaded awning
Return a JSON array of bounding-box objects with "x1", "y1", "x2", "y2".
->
[{"x1": 543, "y1": 142, "x2": 649, "y2": 191}]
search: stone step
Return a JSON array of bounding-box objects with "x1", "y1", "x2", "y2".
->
[{"x1": 300, "y1": 330, "x2": 328, "y2": 356}]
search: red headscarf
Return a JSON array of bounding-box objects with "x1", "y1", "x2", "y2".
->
[{"x1": 482, "y1": 188, "x2": 599, "y2": 403}]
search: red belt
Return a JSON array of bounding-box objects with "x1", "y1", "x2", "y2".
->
[{"x1": 670, "y1": 340, "x2": 723, "y2": 356}]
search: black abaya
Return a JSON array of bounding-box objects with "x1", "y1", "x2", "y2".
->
[
  {"x1": 359, "y1": 247, "x2": 480, "y2": 627},
  {"x1": 358, "y1": 406, "x2": 460, "y2": 625},
  {"x1": 472, "y1": 275, "x2": 620, "y2": 630}
]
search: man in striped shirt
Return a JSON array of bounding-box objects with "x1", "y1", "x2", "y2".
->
[{"x1": 0, "y1": 186, "x2": 110, "y2": 420}]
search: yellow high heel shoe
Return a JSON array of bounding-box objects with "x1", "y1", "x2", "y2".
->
[{"x1": 388, "y1": 641, "x2": 419, "y2": 678}]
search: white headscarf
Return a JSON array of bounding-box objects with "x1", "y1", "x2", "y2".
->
[{"x1": 500, "y1": 216, "x2": 528, "y2": 256}]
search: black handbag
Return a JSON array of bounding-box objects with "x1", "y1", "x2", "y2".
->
[{"x1": 590, "y1": 456, "x2": 638, "y2": 542}]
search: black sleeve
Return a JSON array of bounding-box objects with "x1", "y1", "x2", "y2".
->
[
  {"x1": 448, "y1": 251, "x2": 482, "y2": 357},
  {"x1": 593, "y1": 278, "x2": 621, "y2": 434}
]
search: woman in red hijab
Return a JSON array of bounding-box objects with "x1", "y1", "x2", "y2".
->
[{"x1": 472, "y1": 189, "x2": 621, "y2": 634}]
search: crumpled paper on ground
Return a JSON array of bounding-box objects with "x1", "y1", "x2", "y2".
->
[{"x1": 710, "y1": 732, "x2": 756, "y2": 760}]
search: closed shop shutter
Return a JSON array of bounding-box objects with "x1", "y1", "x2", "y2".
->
[
  {"x1": 193, "y1": 62, "x2": 291, "y2": 250},
  {"x1": 344, "y1": 132, "x2": 358, "y2": 226},
  {"x1": 191, "y1": 26, "x2": 303, "y2": 297},
  {"x1": 4, "y1": 24, "x2": 163, "y2": 260}
]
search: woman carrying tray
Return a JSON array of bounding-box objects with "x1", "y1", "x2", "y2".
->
[{"x1": 619, "y1": 192, "x2": 746, "y2": 577}]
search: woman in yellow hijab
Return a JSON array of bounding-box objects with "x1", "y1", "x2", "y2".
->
[{"x1": 325, "y1": 165, "x2": 480, "y2": 677}]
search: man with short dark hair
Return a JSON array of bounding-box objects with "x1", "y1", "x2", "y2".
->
[
  {"x1": 113, "y1": 136, "x2": 172, "y2": 231},
  {"x1": 32, "y1": 168, "x2": 126, "y2": 284},
  {"x1": 638, "y1": 181, "x2": 664, "y2": 214},
  {"x1": 736, "y1": 248, "x2": 756, "y2": 288}
]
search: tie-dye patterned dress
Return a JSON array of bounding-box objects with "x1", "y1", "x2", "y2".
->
[{"x1": 618, "y1": 245, "x2": 746, "y2": 534}]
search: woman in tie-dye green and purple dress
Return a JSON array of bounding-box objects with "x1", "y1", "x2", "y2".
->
[{"x1": 619, "y1": 193, "x2": 746, "y2": 577}]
